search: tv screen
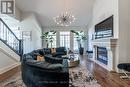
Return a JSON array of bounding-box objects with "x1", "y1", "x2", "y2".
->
[{"x1": 95, "y1": 16, "x2": 113, "y2": 39}]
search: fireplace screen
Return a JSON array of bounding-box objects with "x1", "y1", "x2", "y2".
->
[{"x1": 97, "y1": 47, "x2": 108, "y2": 65}]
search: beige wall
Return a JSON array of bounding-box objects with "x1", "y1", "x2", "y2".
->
[
  {"x1": 89, "y1": 0, "x2": 119, "y2": 38},
  {"x1": 0, "y1": 41, "x2": 20, "y2": 74},
  {"x1": 20, "y1": 13, "x2": 42, "y2": 54},
  {"x1": 118, "y1": 0, "x2": 130, "y2": 64}
]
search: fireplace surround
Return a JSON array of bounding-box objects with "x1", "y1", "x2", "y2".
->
[{"x1": 92, "y1": 38, "x2": 117, "y2": 71}]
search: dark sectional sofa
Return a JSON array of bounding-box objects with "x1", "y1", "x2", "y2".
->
[
  {"x1": 21, "y1": 47, "x2": 69, "y2": 87},
  {"x1": 43, "y1": 47, "x2": 67, "y2": 55}
]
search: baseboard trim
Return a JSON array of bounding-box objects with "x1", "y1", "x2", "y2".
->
[
  {"x1": 0, "y1": 62, "x2": 20, "y2": 74},
  {"x1": 0, "y1": 64, "x2": 21, "y2": 82}
]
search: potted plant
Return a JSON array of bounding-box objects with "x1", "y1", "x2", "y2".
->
[
  {"x1": 70, "y1": 30, "x2": 87, "y2": 55},
  {"x1": 41, "y1": 30, "x2": 56, "y2": 48}
]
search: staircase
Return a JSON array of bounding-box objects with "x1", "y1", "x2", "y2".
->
[
  {"x1": 0, "y1": 18, "x2": 23, "y2": 76},
  {"x1": 0, "y1": 18, "x2": 23, "y2": 57}
]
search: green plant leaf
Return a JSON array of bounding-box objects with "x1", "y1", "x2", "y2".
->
[
  {"x1": 70, "y1": 30, "x2": 79, "y2": 35},
  {"x1": 41, "y1": 30, "x2": 57, "y2": 48}
]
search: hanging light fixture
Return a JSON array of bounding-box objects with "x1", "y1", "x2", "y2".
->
[{"x1": 53, "y1": 0, "x2": 75, "y2": 26}]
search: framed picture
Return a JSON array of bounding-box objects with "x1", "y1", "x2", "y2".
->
[{"x1": 22, "y1": 31, "x2": 32, "y2": 40}]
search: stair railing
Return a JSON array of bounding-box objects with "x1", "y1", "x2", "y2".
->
[{"x1": 0, "y1": 18, "x2": 23, "y2": 56}]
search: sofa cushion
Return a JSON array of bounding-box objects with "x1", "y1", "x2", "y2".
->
[
  {"x1": 25, "y1": 54, "x2": 33, "y2": 59},
  {"x1": 33, "y1": 49, "x2": 45, "y2": 56},
  {"x1": 44, "y1": 55, "x2": 63, "y2": 64},
  {"x1": 52, "y1": 52, "x2": 65, "y2": 57},
  {"x1": 47, "y1": 63, "x2": 63, "y2": 70},
  {"x1": 22, "y1": 53, "x2": 34, "y2": 63},
  {"x1": 37, "y1": 49, "x2": 45, "y2": 55},
  {"x1": 56, "y1": 47, "x2": 65, "y2": 52},
  {"x1": 31, "y1": 52, "x2": 40, "y2": 60},
  {"x1": 26, "y1": 60, "x2": 63, "y2": 70},
  {"x1": 44, "y1": 48, "x2": 51, "y2": 54}
]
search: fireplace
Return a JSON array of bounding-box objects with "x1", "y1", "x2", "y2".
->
[
  {"x1": 97, "y1": 47, "x2": 108, "y2": 65},
  {"x1": 92, "y1": 38, "x2": 117, "y2": 71}
]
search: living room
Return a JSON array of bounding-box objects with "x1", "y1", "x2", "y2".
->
[{"x1": 0, "y1": 0, "x2": 130, "y2": 87}]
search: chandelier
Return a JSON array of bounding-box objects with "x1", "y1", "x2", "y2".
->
[
  {"x1": 53, "y1": 0, "x2": 75, "y2": 26},
  {"x1": 53, "y1": 12, "x2": 75, "y2": 26}
]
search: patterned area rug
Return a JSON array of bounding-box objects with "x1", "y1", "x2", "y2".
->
[
  {"x1": 0, "y1": 72, "x2": 26, "y2": 87},
  {"x1": 69, "y1": 65, "x2": 102, "y2": 87},
  {"x1": 0, "y1": 66, "x2": 101, "y2": 87}
]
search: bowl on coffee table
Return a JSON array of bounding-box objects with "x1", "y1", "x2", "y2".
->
[{"x1": 68, "y1": 54, "x2": 80, "y2": 67}]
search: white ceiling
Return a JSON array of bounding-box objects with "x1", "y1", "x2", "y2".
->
[{"x1": 16, "y1": 0, "x2": 94, "y2": 27}]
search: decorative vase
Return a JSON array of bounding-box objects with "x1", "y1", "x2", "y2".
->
[{"x1": 79, "y1": 47, "x2": 84, "y2": 55}]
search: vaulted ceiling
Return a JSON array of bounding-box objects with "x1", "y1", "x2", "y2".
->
[{"x1": 16, "y1": 0, "x2": 94, "y2": 27}]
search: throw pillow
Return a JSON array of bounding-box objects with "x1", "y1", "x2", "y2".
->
[
  {"x1": 37, "y1": 55, "x2": 45, "y2": 61},
  {"x1": 51, "y1": 48, "x2": 56, "y2": 54}
]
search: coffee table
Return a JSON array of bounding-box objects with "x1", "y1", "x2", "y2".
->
[{"x1": 67, "y1": 54, "x2": 80, "y2": 67}]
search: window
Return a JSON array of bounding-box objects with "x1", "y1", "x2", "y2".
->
[
  {"x1": 48, "y1": 34, "x2": 56, "y2": 48},
  {"x1": 60, "y1": 32, "x2": 70, "y2": 49},
  {"x1": 73, "y1": 31, "x2": 84, "y2": 51},
  {"x1": 73, "y1": 35, "x2": 78, "y2": 50}
]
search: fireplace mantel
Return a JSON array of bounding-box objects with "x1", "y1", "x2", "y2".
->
[
  {"x1": 91, "y1": 38, "x2": 118, "y2": 71},
  {"x1": 92, "y1": 38, "x2": 117, "y2": 47}
]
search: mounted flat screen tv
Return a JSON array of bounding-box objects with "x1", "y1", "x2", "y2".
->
[{"x1": 95, "y1": 15, "x2": 113, "y2": 39}]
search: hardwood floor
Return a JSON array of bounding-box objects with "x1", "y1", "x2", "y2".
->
[
  {"x1": 80, "y1": 55, "x2": 130, "y2": 87},
  {"x1": 0, "y1": 65, "x2": 20, "y2": 82},
  {"x1": 1, "y1": 55, "x2": 130, "y2": 87}
]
